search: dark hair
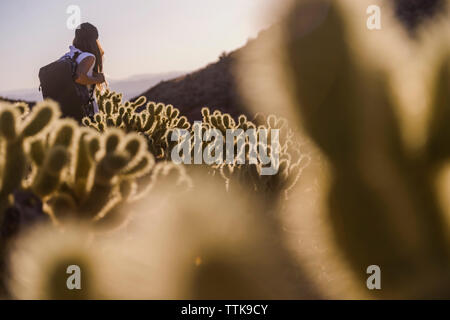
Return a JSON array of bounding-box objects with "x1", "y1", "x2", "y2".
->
[{"x1": 73, "y1": 22, "x2": 103, "y2": 73}]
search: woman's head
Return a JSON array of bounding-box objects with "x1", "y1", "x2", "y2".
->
[{"x1": 73, "y1": 23, "x2": 103, "y2": 73}]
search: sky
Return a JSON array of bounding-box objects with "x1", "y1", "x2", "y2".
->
[{"x1": 0, "y1": 0, "x2": 275, "y2": 92}]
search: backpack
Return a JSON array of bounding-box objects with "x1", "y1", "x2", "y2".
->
[{"x1": 38, "y1": 51, "x2": 94, "y2": 123}]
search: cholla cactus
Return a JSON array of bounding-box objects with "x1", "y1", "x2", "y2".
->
[
  {"x1": 0, "y1": 98, "x2": 157, "y2": 232},
  {"x1": 279, "y1": 0, "x2": 450, "y2": 298},
  {"x1": 28, "y1": 119, "x2": 76, "y2": 198},
  {"x1": 86, "y1": 89, "x2": 310, "y2": 201},
  {"x1": 12, "y1": 102, "x2": 30, "y2": 118},
  {"x1": 31, "y1": 126, "x2": 156, "y2": 231},
  {"x1": 8, "y1": 223, "x2": 110, "y2": 299},
  {"x1": 85, "y1": 90, "x2": 189, "y2": 160},
  {"x1": 0, "y1": 101, "x2": 59, "y2": 222},
  {"x1": 116, "y1": 173, "x2": 319, "y2": 299},
  {"x1": 201, "y1": 107, "x2": 311, "y2": 201}
]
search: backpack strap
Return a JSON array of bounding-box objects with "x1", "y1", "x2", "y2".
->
[
  {"x1": 71, "y1": 51, "x2": 96, "y2": 101},
  {"x1": 69, "y1": 51, "x2": 82, "y2": 79},
  {"x1": 72, "y1": 51, "x2": 81, "y2": 62}
]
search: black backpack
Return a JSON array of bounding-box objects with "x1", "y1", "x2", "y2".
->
[{"x1": 38, "y1": 52, "x2": 94, "y2": 123}]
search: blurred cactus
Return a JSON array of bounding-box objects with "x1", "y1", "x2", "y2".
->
[
  {"x1": 8, "y1": 224, "x2": 108, "y2": 299},
  {"x1": 113, "y1": 173, "x2": 319, "y2": 299},
  {"x1": 34, "y1": 126, "x2": 156, "y2": 230},
  {"x1": 28, "y1": 119, "x2": 76, "y2": 198},
  {"x1": 8, "y1": 173, "x2": 320, "y2": 299},
  {"x1": 0, "y1": 101, "x2": 59, "y2": 223},
  {"x1": 0, "y1": 98, "x2": 157, "y2": 233},
  {"x1": 394, "y1": 0, "x2": 446, "y2": 33},
  {"x1": 12, "y1": 102, "x2": 30, "y2": 118},
  {"x1": 279, "y1": 0, "x2": 450, "y2": 298}
]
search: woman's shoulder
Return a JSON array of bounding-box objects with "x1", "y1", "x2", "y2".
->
[
  {"x1": 78, "y1": 52, "x2": 95, "y2": 61},
  {"x1": 76, "y1": 52, "x2": 96, "y2": 68},
  {"x1": 67, "y1": 46, "x2": 95, "y2": 62}
]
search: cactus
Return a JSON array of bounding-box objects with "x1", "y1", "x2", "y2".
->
[
  {"x1": 277, "y1": 0, "x2": 450, "y2": 298},
  {"x1": 8, "y1": 224, "x2": 107, "y2": 299},
  {"x1": 86, "y1": 91, "x2": 189, "y2": 161},
  {"x1": 12, "y1": 102, "x2": 30, "y2": 118},
  {"x1": 35, "y1": 127, "x2": 156, "y2": 230},
  {"x1": 28, "y1": 119, "x2": 76, "y2": 198},
  {"x1": 200, "y1": 107, "x2": 311, "y2": 202},
  {"x1": 0, "y1": 101, "x2": 60, "y2": 222},
  {"x1": 0, "y1": 98, "x2": 157, "y2": 232},
  {"x1": 85, "y1": 89, "x2": 311, "y2": 202}
]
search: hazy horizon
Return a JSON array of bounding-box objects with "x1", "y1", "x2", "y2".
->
[{"x1": 0, "y1": 0, "x2": 275, "y2": 93}]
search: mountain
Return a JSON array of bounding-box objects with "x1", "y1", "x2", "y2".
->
[
  {"x1": 133, "y1": 0, "x2": 446, "y2": 122},
  {"x1": 0, "y1": 88, "x2": 42, "y2": 102},
  {"x1": 0, "y1": 72, "x2": 186, "y2": 104},
  {"x1": 133, "y1": 51, "x2": 250, "y2": 122},
  {"x1": 0, "y1": 96, "x2": 35, "y2": 107},
  {"x1": 107, "y1": 71, "x2": 186, "y2": 100}
]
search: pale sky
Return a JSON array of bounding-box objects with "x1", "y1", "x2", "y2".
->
[{"x1": 0, "y1": 0, "x2": 275, "y2": 92}]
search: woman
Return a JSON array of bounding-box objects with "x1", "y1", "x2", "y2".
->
[{"x1": 64, "y1": 22, "x2": 106, "y2": 115}]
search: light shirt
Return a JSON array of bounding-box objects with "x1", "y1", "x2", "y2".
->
[{"x1": 63, "y1": 46, "x2": 99, "y2": 114}]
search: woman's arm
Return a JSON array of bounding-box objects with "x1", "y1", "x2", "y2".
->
[{"x1": 74, "y1": 56, "x2": 105, "y2": 86}]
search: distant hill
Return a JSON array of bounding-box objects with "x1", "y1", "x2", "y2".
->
[
  {"x1": 0, "y1": 88, "x2": 41, "y2": 102},
  {"x1": 0, "y1": 72, "x2": 186, "y2": 104},
  {"x1": 108, "y1": 71, "x2": 186, "y2": 100},
  {"x1": 133, "y1": 51, "x2": 251, "y2": 122},
  {"x1": 134, "y1": 1, "x2": 446, "y2": 121},
  {"x1": 0, "y1": 96, "x2": 35, "y2": 107}
]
